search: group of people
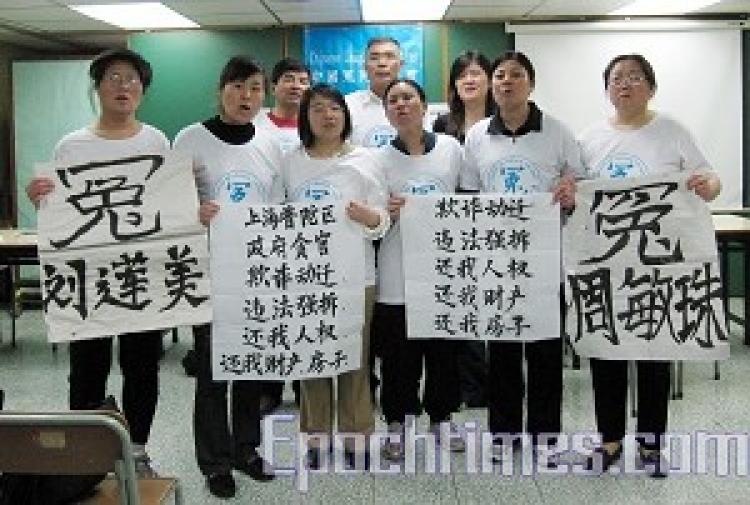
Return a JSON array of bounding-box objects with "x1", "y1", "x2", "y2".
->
[{"x1": 24, "y1": 34, "x2": 721, "y2": 499}]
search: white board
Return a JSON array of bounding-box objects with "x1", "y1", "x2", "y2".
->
[{"x1": 515, "y1": 29, "x2": 742, "y2": 208}]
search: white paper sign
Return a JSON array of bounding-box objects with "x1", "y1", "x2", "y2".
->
[
  {"x1": 401, "y1": 193, "x2": 561, "y2": 341},
  {"x1": 211, "y1": 201, "x2": 365, "y2": 380},
  {"x1": 37, "y1": 153, "x2": 212, "y2": 342},
  {"x1": 564, "y1": 174, "x2": 729, "y2": 361}
]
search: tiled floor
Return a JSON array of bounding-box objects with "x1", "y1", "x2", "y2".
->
[{"x1": 1, "y1": 303, "x2": 749, "y2": 504}]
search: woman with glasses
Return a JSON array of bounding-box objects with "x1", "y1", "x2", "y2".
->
[
  {"x1": 284, "y1": 83, "x2": 389, "y2": 470},
  {"x1": 173, "y1": 56, "x2": 279, "y2": 498},
  {"x1": 579, "y1": 53, "x2": 720, "y2": 478},
  {"x1": 462, "y1": 51, "x2": 582, "y2": 466},
  {"x1": 26, "y1": 48, "x2": 168, "y2": 479},
  {"x1": 432, "y1": 50, "x2": 495, "y2": 410}
]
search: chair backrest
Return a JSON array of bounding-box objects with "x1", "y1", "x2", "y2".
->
[{"x1": 0, "y1": 411, "x2": 140, "y2": 505}]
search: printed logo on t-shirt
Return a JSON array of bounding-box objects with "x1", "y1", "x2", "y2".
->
[
  {"x1": 485, "y1": 156, "x2": 548, "y2": 194},
  {"x1": 598, "y1": 154, "x2": 648, "y2": 179},
  {"x1": 278, "y1": 132, "x2": 301, "y2": 154},
  {"x1": 296, "y1": 181, "x2": 341, "y2": 202},
  {"x1": 364, "y1": 125, "x2": 397, "y2": 148},
  {"x1": 216, "y1": 170, "x2": 265, "y2": 204},
  {"x1": 401, "y1": 178, "x2": 446, "y2": 196}
]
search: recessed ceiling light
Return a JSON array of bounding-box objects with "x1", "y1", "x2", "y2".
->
[
  {"x1": 69, "y1": 2, "x2": 199, "y2": 30},
  {"x1": 611, "y1": 0, "x2": 720, "y2": 16},
  {"x1": 360, "y1": 0, "x2": 451, "y2": 22}
]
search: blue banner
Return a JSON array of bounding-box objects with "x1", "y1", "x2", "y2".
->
[{"x1": 303, "y1": 24, "x2": 424, "y2": 95}]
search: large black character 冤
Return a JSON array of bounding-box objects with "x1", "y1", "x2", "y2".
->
[
  {"x1": 42, "y1": 259, "x2": 87, "y2": 319},
  {"x1": 568, "y1": 268, "x2": 618, "y2": 345},
  {"x1": 581, "y1": 182, "x2": 683, "y2": 266},
  {"x1": 673, "y1": 262, "x2": 727, "y2": 348},
  {"x1": 617, "y1": 267, "x2": 676, "y2": 341},
  {"x1": 95, "y1": 251, "x2": 151, "y2": 310},
  {"x1": 161, "y1": 244, "x2": 208, "y2": 311},
  {"x1": 51, "y1": 155, "x2": 164, "y2": 249}
]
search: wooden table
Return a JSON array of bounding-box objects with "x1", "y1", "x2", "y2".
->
[
  {"x1": 0, "y1": 229, "x2": 38, "y2": 347},
  {"x1": 713, "y1": 214, "x2": 750, "y2": 345},
  {"x1": 0, "y1": 229, "x2": 178, "y2": 348}
]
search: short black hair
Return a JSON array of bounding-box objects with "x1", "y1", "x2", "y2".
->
[
  {"x1": 492, "y1": 51, "x2": 535, "y2": 84},
  {"x1": 219, "y1": 56, "x2": 266, "y2": 90},
  {"x1": 271, "y1": 57, "x2": 311, "y2": 85},
  {"x1": 383, "y1": 78, "x2": 426, "y2": 106},
  {"x1": 366, "y1": 36, "x2": 401, "y2": 53},
  {"x1": 89, "y1": 48, "x2": 152, "y2": 89},
  {"x1": 603, "y1": 54, "x2": 657, "y2": 90},
  {"x1": 298, "y1": 84, "x2": 352, "y2": 148}
]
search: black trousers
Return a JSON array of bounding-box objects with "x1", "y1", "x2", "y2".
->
[
  {"x1": 590, "y1": 359, "x2": 670, "y2": 451},
  {"x1": 456, "y1": 341, "x2": 487, "y2": 406},
  {"x1": 193, "y1": 324, "x2": 266, "y2": 475},
  {"x1": 487, "y1": 339, "x2": 563, "y2": 442},
  {"x1": 375, "y1": 303, "x2": 461, "y2": 425},
  {"x1": 69, "y1": 330, "x2": 163, "y2": 445}
]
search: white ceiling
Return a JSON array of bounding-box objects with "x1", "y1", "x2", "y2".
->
[{"x1": 0, "y1": 0, "x2": 747, "y2": 51}]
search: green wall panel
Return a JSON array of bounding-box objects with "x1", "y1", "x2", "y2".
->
[
  {"x1": 446, "y1": 22, "x2": 513, "y2": 64},
  {"x1": 130, "y1": 30, "x2": 284, "y2": 140},
  {"x1": 128, "y1": 24, "x2": 514, "y2": 136}
]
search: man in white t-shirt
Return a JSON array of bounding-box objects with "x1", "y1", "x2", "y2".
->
[
  {"x1": 254, "y1": 57, "x2": 311, "y2": 154},
  {"x1": 345, "y1": 37, "x2": 402, "y2": 148}
]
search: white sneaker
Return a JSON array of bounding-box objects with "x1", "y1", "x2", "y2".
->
[
  {"x1": 381, "y1": 422, "x2": 404, "y2": 461},
  {"x1": 430, "y1": 421, "x2": 466, "y2": 453}
]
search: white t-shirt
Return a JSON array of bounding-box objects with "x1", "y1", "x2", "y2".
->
[
  {"x1": 173, "y1": 123, "x2": 284, "y2": 205},
  {"x1": 345, "y1": 89, "x2": 397, "y2": 149},
  {"x1": 253, "y1": 111, "x2": 301, "y2": 155},
  {"x1": 375, "y1": 134, "x2": 463, "y2": 304},
  {"x1": 282, "y1": 145, "x2": 388, "y2": 286},
  {"x1": 462, "y1": 112, "x2": 585, "y2": 193},
  {"x1": 578, "y1": 113, "x2": 712, "y2": 179},
  {"x1": 54, "y1": 123, "x2": 169, "y2": 163}
]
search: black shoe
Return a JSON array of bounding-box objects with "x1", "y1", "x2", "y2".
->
[
  {"x1": 234, "y1": 456, "x2": 275, "y2": 482},
  {"x1": 639, "y1": 449, "x2": 668, "y2": 479},
  {"x1": 207, "y1": 473, "x2": 236, "y2": 498},
  {"x1": 344, "y1": 448, "x2": 370, "y2": 471},
  {"x1": 584, "y1": 445, "x2": 623, "y2": 473},
  {"x1": 307, "y1": 447, "x2": 322, "y2": 470}
]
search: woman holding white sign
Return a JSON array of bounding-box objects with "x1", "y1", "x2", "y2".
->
[
  {"x1": 461, "y1": 51, "x2": 581, "y2": 466},
  {"x1": 579, "y1": 53, "x2": 721, "y2": 478},
  {"x1": 25, "y1": 48, "x2": 168, "y2": 478},
  {"x1": 284, "y1": 83, "x2": 389, "y2": 470},
  {"x1": 173, "y1": 56, "x2": 279, "y2": 498},
  {"x1": 373, "y1": 78, "x2": 467, "y2": 461},
  {"x1": 432, "y1": 50, "x2": 496, "y2": 410}
]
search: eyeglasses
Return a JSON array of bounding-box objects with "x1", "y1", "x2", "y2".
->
[
  {"x1": 103, "y1": 72, "x2": 142, "y2": 88},
  {"x1": 609, "y1": 73, "x2": 647, "y2": 87},
  {"x1": 493, "y1": 70, "x2": 528, "y2": 81}
]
